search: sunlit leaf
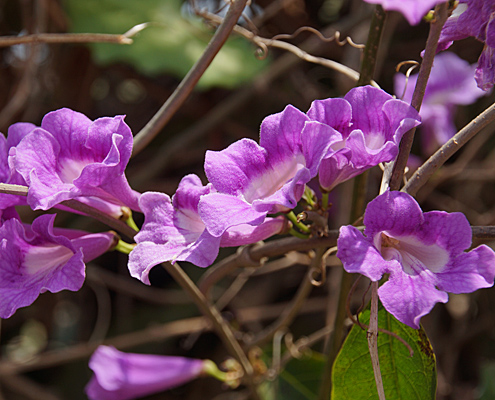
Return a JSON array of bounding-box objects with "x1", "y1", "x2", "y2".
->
[{"x1": 331, "y1": 306, "x2": 437, "y2": 400}]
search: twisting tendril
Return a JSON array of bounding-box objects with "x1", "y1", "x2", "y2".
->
[
  {"x1": 271, "y1": 26, "x2": 365, "y2": 50},
  {"x1": 395, "y1": 60, "x2": 420, "y2": 101}
]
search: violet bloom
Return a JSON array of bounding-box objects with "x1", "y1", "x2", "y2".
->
[
  {"x1": 362, "y1": 0, "x2": 445, "y2": 25},
  {"x1": 438, "y1": 0, "x2": 495, "y2": 90},
  {"x1": 0, "y1": 213, "x2": 116, "y2": 318},
  {"x1": 313, "y1": 86, "x2": 421, "y2": 192},
  {"x1": 395, "y1": 52, "x2": 486, "y2": 153},
  {"x1": 86, "y1": 346, "x2": 206, "y2": 400},
  {"x1": 337, "y1": 190, "x2": 495, "y2": 328},
  {"x1": 9, "y1": 108, "x2": 141, "y2": 219},
  {"x1": 0, "y1": 122, "x2": 37, "y2": 211},
  {"x1": 198, "y1": 104, "x2": 339, "y2": 238},
  {"x1": 129, "y1": 174, "x2": 285, "y2": 281}
]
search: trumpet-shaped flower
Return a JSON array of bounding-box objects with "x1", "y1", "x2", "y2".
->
[
  {"x1": 9, "y1": 108, "x2": 141, "y2": 218},
  {"x1": 86, "y1": 346, "x2": 206, "y2": 400},
  {"x1": 395, "y1": 52, "x2": 486, "y2": 153},
  {"x1": 129, "y1": 174, "x2": 285, "y2": 281},
  {"x1": 438, "y1": 0, "x2": 495, "y2": 90},
  {"x1": 362, "y1": 0, "x2": 445, "y2": 25},
  {"x1": 0, "y1": 214, "x2": 115, "y2": 318},
  {"x1": 198, "y1": 105, "x2": 339, "y2": 237},
  {"x1": 337, "y1": 190, "x2": 495, "y2": 328},
  {"x1": 314, "y1": 86, "x2": 421, "y2": 192}
]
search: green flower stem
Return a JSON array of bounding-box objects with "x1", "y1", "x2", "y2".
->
[
  {"x1": 286, "y1": 211, "x2": 311, "y2": 233},
  {"x1": 288, "y1": 227, "x2": 310, "y2": 239},
  {"x1": 321, "y1": 191, "x2": 329, "y2": 211},
  {"x1": 202, "y1": 359, "x2": 229, "y2": 382},
  {"x1": 113, "y1": 240, "x2": 136, "y2": 254},
  {"x1": 125, "y1": 213, "x2": 139, "y2": 232},
  {"x1": 304, "y1": 186, "x2": 317, "y2": 209}
]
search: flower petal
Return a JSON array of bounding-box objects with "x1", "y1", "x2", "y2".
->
[
  {"x1": 378, "y1": 268, "x2": 449, "y2": 329},
  {"x1": 337, "y1": 225, "x2": 395, "y2": 281},
  {"x1": 199, "y1": 193, "x2": 267, "y2": 237},
  {"x1": 86, "y1": 346, "x2": 205, "y2": 400},
  {"x1": 436, "y1": 244, "x2": 495, "y2": 293}
]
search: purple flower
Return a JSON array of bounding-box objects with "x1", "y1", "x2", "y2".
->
[
  {"x1": 337, "y1": 190, "x2": 495, "y2": 328},
  {"x1": 395, "y1": 52, "x2": 486, "y2": 153},
  {"x1": 0, "y1": 214, "x2": 115, "y2": 318},
  {"x1": 362, "y1": 0, "x2": 445, "y2": 25},
  {"x1": 9, "y1": 108, "x2": 141, "y2": 219},
  {"x1": 198, "y1": 104, "x2": 339, "y2": 237},
  {"x1": 129, "y1": 174, "x2": 285, "y2": 281},
  {"x1": 0, "y1": 123, "x2": 36, "y2": 210},
  {"x1": 313, "y1": 86, "x2": 421, "y2": 192},
  {"x1": 86, "y1": 346, "x2": 206, "y2": 400},
  {"x1": 438, "y1": 0, "x2": 495, "y2": 90}
]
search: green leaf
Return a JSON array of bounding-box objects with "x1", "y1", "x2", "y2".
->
[
  {"x1": 331, "y1": 306, "x2": 437, "y2": 400},
  {"x1": 261, "y1": 352, "x2": 327, "y2": 400},
  {"x1": 62, "y1": 0, "x2": 269, "y2": 89}
]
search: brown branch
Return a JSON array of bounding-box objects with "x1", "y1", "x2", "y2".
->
[
  {"x1": 128, "y1": 12, "x2": 370, "y2": 186},
  {"x1": 402, "y1": 101, "x2": 495, "y2": 196},
  {"x1": 0, "y1": 24, "x2": 149, "y2": 47},
  {"x1": 199, "y1": 232, "x2": 340, "y2": 297},
  {"x1": 162, "y1": 261, "x2": 260, "y2": 400},
  {"x1": 61, "y1": 199, "x2": 138, "y2": 240},
  {"x1": 387, "y1": 2, "x2": 453, "y2": 191},
  {"x1": 0, "y1": 183, "x2": 28, "y2": 196},
  {"x1": 132, "y1": 0, "x2": 249, "y2": 156}
]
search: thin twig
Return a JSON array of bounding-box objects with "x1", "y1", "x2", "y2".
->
[
  {"x1": 161, "y1": 261, "x2": 260, "y2": 400},
  {"x1": 368, "y1": 282, "x2": 386, "y2": 400},
  {"x1": 356, "y1": 5, "x2": 386, "y2": 87},
  {"x1": 403, "y1": 102, "x2": 495, "y2": 196},
  {"x1": 199, "y1": 233, "x2": 340, "y2": 297},
  {"x1": 61, "y1": 199, "x2": 138, "y2": 240},
  {"x1": 0, "y1": 183, "x2": 137, "y2": 238},
  {"x1": 0, "y1": 296, "x2": 328, "y2": 376},
  {"x1": 246, "y1": 248, "x2": 324, "y2": 347},
  {"x1": 129, "y1": 12, "x2": 370, "y2": 185},
  {"x1": 132, "y1": 0, "x2": 249, "y2": 156},
  {"x1": 0, "y1": 30, "x2": 143, "y2": 47},
  {"x1": 386, "y1": 2, "x2": 453, "y2": 191},
  {"x1": 0, "y1": 183, "x2": 28, "y2": 196},
  {"x1": 200, "y1": 10, "x2": 379, "y2": 88}
]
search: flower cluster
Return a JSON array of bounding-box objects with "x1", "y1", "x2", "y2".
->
[
  {"x1": 129, "y1": 85, "x2": 421, "y2": 282},
  {"x1": 0, "y1": 108, "x2": 140, "y2": 317}
]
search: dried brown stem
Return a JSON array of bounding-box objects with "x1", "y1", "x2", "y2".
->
[
  {"x1": 387, "y1": 2, "x2": 453, "y2": 191},
  {"x1": 403, "y1": 101, "x2": 495, "y2": 196},
  {"x1": 132, "y1": 0, "x2": 249, "y2": 156}
]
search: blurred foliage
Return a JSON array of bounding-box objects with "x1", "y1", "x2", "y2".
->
[
  {"x1": 63, "y1": 0, "x2": 270, "y2": 89},
  {"x1": 260, "y1": 352, "x2": 327, "y2": 400}
]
